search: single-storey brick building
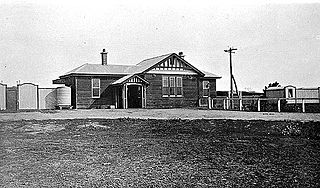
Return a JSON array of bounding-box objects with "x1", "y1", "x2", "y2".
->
[{"x1": 53, "y1": 50, "x2": 221, "y2": 109}]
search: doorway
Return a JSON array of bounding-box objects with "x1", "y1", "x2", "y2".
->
[{"x1": 127, "y1": 85, "x2": 142, "y2": 108}]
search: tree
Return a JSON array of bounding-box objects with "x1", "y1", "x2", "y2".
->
[
  {"x1": 264, "y1": 81, "x2": 280, "y2": 90},
  {"x1": 263, "y1": 81, "x2": 281, "y2": 97}
]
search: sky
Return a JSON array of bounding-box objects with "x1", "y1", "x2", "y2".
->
[{"x1": 0, "y1": 0, "x2": 320, "y2": 92}]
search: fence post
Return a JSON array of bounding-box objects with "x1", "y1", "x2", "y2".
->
[
  {"x1": 277, "y1": 99, "x2": 281, "y2": 112},
  {"x1": 239, "y1": 99, "x2": 242, "y2": 111},
  {"x1": 302, "y1": 98, "x2": 305, "y2": 113},
  {"x1": 208, "y1": 97, "x2": 212, "y2": 109},
  {"x1": 226, "y1": 97, "x2": 229, "y2": 110}
]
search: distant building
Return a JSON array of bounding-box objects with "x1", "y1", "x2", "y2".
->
[
  {"x1": 265, "y1": 85, "x2": 320, "y2": 104},
  {"x1": 53, "y1": 50, "x2": 221, "y2": 109},
  {"x1": 265, "y1": 85, "x2": 296, "y2": 99}
]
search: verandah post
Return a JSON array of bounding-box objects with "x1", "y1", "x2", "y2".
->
[
  {"x1": 208, "y1": 97, "x2": 212, "y2": 109},
  {"x1": 277, "y1": 99, "x2": 281, "y2": 112},
  {"x1": 257, "y1": 99, "x2": 261, "y2": 112}
]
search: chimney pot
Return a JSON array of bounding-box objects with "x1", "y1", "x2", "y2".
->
[{"x1": 178, "y1": 52, "x2": 185, "y2": 59}]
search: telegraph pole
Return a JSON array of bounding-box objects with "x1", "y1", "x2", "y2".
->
[{"x1": 224, "y1": 47, "x2": 237, "y2": 108}]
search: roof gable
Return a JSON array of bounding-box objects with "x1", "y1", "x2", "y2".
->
[
  {"x1": 127, "y1": 53, "x2": 172, "y2": 74},
  {"x1": 136, "y1": 53, "x2": 205, "y2": 76}
]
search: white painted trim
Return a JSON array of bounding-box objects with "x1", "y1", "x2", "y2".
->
[
  {"x1": 126, "y1": 83, "x2": 143, "y2": 86},
  {"x1": 124, "y1": 83, "x2": 145, "y2": 108},
  {"x1": 147, "y1": 70, "x2": 197, "y2": 75},
  {"x1": 123, "y1": 84, "x2": 127, "y2": 109}
]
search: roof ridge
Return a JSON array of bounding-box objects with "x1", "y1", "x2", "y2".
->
[
  {"x1": 137, "y1": 53, "x2": 173, "y2": 65},
  {"x1": 81, "y1": 63, "x2": 134, "y2": 66},
  {"x1": 64, "y1": 63, "x2": 88, "y2": 75}
]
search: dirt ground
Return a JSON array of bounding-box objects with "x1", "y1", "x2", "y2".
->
[
  {"x1": 1, "y1": 110, "x2": 319, "y2": 187},
  {"x1": 1, "y1": 118, "x2": 319, "y2": 187},
  {"x1": 1, "y1": 108, "x2": 320, "y2": 122}
]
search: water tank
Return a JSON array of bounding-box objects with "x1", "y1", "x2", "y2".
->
[{"x1": 56, "y1": 86, "x2": 71, "y2": 106}]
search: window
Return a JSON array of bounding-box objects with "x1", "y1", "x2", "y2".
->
[
  {"x1": 162, "y1": 76, "x2": 182, "y2": 97},
  {"x1": 176, "y1": 77, "x2": 182, "y2": 96},
  {"x1": 92, "y1": 78, "x2": 100, "y2": 98},
  {"x1": 169, "y1": 77, "x2": 175, "y2": 96},
  {"x1": 203, "y1": 81, "x2": 210, "y2": 97},
  {"x1": 162, "y1": 76, "x2": 169, "y2": 96},
  {"x1": 288, "y1": 88, "x2": 294, "y2": 98}
]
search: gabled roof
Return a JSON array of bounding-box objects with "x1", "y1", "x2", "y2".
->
[
  {"x1": 133, "y1": 53, "x2": 205, "y2": 76},
  {"x1": 130, "y1": 53, "x2": 173, "y2": 73},
  {"x1": 58, "y1": 53, "x2": 220, "y2": 80}
]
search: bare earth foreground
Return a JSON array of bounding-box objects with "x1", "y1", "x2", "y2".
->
[
  {"x1": 0, "y1": 109, "x2": 320, "y2": 187},
  {"x1": 0, "y1": 109, "x2": 320, "y2": 122}
]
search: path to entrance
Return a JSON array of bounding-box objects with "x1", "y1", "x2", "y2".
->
[{"x1": 0, "y1": 109, "x2": 320, "y2": 122}]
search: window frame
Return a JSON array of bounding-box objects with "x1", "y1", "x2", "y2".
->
[
  {"x1": 176, "y1": 77, "x2": 183, "y2": 97},
  {"x1": 169, "y1": 77, "x2": 176, "y2": 97},
  {"x1": 203, "y1": 80, "x2": 210, "y2": 97},
  {"x1": 288, "y1": 88, "x2": 294, "y2": 98},
  {"x1": 162, "y1": 76, "x2": 183, "y2": 98},
  {"x1": 92, "y1": 78, "x2": 101, "y2": 98},
  {"x1": 162, "y1": 76, "x2": 169, "y2": 97}
]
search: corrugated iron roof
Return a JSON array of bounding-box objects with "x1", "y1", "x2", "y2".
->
[
  {"x1": 132, "y1": 53, "x2": 172, "y2": 73},
  {"x1": 62, "y1": 63, "x2": 135, "y2": 76},
  {"x1": 59, "y1": 53, "x2": 221, "y2": 80},
  {"x1": 61, "y1": 53, "x2": 173, "y2": 77}
]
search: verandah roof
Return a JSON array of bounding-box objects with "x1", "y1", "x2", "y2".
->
[{"x1": 111, "y1": 74, "x2": 149, "y2": 85}]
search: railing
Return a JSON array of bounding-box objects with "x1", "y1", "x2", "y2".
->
[{"x1": 199, "y1": 97, "x2": 320, "y2": 113}]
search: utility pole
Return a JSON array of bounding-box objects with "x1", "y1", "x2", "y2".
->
[{"x1": 224, "y1": 47, "x2": 237, "y2": 109}]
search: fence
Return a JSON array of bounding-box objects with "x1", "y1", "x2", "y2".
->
[
  {"x1": 0, "y1": 83, "x2": 71, "y2": 111},
  {"x1": 0, "y1": 83, "x2": 6, "y2": 110},
  {"x1": 200, "y1": 97, "x2": 320, "y2": 113}
]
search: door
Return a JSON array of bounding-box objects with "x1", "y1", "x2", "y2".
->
[{"x1": 127, "y1": 85, "x2": 142, "y2": 108}]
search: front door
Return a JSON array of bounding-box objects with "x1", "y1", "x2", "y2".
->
[{"x1": 127, "y1": 85, "x2": 142, "y2": 108}]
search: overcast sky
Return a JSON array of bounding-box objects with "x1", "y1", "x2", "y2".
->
[{"x1": 1, "y1": 0, "x2": 320, "y2": 92}]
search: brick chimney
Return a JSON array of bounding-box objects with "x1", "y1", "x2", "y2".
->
[{"x1": 101, "y1": 49, "x2": 108, "y2": 65}]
